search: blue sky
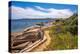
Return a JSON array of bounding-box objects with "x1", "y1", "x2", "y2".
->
[{"x1": 9, "y1": 1, "x2": 78, "y2": 19}]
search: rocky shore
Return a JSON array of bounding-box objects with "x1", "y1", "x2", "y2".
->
[
  {"x1": 11, "y1": 26, "x2": 44, "y2": 52},
  {"x1": 10, "y1": 21, "x2": 53, "y2": 53}
]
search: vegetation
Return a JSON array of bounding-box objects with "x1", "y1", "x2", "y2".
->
[
  {"x1": 36, "y1": 22, "x2": 44, "y2": 30},
  {"x1": 44, "y1": 14, "x2": 78, "y2": 51}
]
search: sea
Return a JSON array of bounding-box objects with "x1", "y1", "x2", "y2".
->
[{"x1": 10, "y1": 19, "x2": 53, "y2": 32}]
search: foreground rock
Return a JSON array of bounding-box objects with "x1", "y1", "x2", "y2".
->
[{"x1": 11, "y1": 27, "x2": 45, "y2": 53}]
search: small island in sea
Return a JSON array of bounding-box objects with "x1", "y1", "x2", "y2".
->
[{"x1": 9, "y1": 1, "x2": 78, "y2": 53}]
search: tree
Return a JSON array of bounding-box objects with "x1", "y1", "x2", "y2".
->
[
  {"x1": 36, "y1": 22, "x2": 44, "y2": 30},
  {"x1": 36, "y1": 22, "x2": 44, "y2": 40}
]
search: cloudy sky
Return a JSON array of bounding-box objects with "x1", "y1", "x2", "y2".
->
[{"x1": 9, "y1": 1, "x2": 78, "y2": 19}]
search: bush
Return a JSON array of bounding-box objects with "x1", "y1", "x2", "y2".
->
[{"x1": 44, "y1": 31, "x2": 78, "y2": 51}]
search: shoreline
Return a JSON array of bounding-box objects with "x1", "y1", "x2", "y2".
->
[
  {"x1": 10, "y1": 23, "x2": 52, "y2": 52},
  {"x1": 11, "y1": 21, "x2": 53, "y2": 36},
  {"x1": 11, "y1": 26, "x2": 40, "y2": 36}
]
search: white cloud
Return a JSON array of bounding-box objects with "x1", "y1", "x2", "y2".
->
[
  {"x1": 11, "y1": 6, "x2": 74, "y2": 19},
  {"x1": 35, "y1": 6, "x2": 47, "y2": 11}
]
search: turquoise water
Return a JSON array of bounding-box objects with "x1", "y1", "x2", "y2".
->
[{"x1": 10, "y1": 19, "x2": 52, "y2": 32}]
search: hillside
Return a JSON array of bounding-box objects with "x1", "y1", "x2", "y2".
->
[{"x1": 44, "y1": 14, "x2": 78, "y2": 50}]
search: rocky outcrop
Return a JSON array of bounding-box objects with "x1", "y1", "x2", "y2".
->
[{"x1": 11, "y1": 28, "x2": 41, "y2": 52}]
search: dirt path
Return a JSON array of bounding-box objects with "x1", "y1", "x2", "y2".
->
[{"x1": 31, "y1": 30, "x2": 51, "y2": 52}]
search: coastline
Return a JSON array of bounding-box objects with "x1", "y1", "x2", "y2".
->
[
  {"x1": 11, "y1": 21, "x2": 53, "y2": 36},
  {"x1": 10, "y1": 22, "x2": 53, "y2": 52}
]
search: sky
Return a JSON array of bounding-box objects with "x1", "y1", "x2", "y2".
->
[{"x1": 9, "y1": 1, "x2": 78, "y2": 19}]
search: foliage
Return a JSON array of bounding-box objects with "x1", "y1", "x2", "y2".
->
[
  {"x1": 44, "y1": 14, "x2": 78, "y2": 51},
  {"x1": 44, "y1": 31, "x2": 78, "y2": 50},
  {"x1": 36, "y1": 22, "x2": 44, "y2": 27}
]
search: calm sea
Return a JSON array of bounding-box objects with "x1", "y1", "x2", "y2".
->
[{"x1": 10, "y1": 19, "x2": 52, "y2": 32}]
